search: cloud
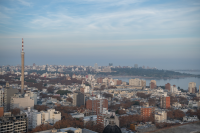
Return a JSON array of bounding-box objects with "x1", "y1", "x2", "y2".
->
[{"x1": 18, "y1": 0, "x2": 32, "y2": 6}]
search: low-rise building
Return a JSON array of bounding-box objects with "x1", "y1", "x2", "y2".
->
[{"x1": 183, "y1": 115, "x2": 199, "y2": 122}]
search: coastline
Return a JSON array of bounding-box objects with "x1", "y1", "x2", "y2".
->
[{"x1": 106, "y1": 75, "x2": 197, "y2": 80}]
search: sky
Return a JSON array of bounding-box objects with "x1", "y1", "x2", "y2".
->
[{"x1": 0, "y1": 0, "x2": 200, "y2": 69}]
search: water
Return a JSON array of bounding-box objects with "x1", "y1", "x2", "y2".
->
[{"x1": 113, "y1": 77, "x2": 200, "y2": 90}]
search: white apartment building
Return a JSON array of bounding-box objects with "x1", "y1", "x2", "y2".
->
[
  {"x1": 24, "y1": 108, "x2": 61, "y2": 129},
  {"x1": 188, "y1": 82, "x2": 196, "y2": 93},
  {"x1": 170, "y1": 86, "x2": 178, "y2": 93},
  {"x1": 10, "y1": 93, "x2": 34, "y2": 110},
  {"x1": 155, "y1": 110, "x2": 167, "y2": 123},
  {"x1": 129, "y1": 78, "x2": 141, "y2": 86}
]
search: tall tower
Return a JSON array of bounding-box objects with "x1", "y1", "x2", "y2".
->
[{"x1": 21, "y1": 38, "x2": 24, "y2": 94}]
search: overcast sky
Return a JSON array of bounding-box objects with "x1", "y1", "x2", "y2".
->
[{"x1": 0, "y1": 0, "x2": 200, "y2": 69}]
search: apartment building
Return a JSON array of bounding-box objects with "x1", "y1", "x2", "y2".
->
[
  {"x1": 188, "y1": 82, "x2": 197, "y2": 94},
  {"x1": 165, "y1": 83, "x2": 171, "y2": 91},
  {"x1": 155, "y1": 110, "x2": 167, "y2": 123},
  {"x1": 160, "y1": 96, "x2": 170, "y2": 109},
  {"x1": 0, "y1": 112, "x2": 28, "y2": 133},
  {"x1": 150, "y1": 80, "x2": 156, "y2": 89},
  {"x1": 73, "y1": 92, "x2": 85, "y2": 107},
  {"x1": 24, "y1": 108, "x2": 61, "y2": 129},
  {"x1": 140, "y1": 107, "x2": 154, "y2": 121},
  {"x1": 0, "y1": 89, "x2": 3, "y2": 107},
  {"x1": 86, "y1": 98, "x2": 108, "y2": 114},
  {"x1": 10, "y1": 93, "x2": 34, "y2": 110},
  {"x1": 4, "y1": 83, "x2": 18, "y2": 112}
]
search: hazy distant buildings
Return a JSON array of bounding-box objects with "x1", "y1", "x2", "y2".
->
[
  {"x1": 188, "y1": 82, "x2": 197, "y2": 94},
  {"x1": 134, "y1": 64, "x2": 138, "y2": 68},
  {"x1": 129, "y1": 78, "x2": 146, "y2": 88},
  {"x1": 129, "y1": 78, "x2": 140, "y2": 86},
  {"x1": 102, "y1": 67, "x2": 111, "y2": 72},
  {"x1": 73, "y1": 92, "x2": 85, "y2": 107},
  {"x1": 94, "y1": 63, "x2": 98, "y2": 70},
  {"x1": 4, "y1": 83, "x2": 18, "y2": 112},
  {"x1": 165, "y1": 83, "x2": 171, "y2": 91}
]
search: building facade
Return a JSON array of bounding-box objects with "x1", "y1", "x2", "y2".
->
[
  {"x1": 24, "y1": 108, "x2": 61, "y2": 129},
  {"x1": 140, "y1": 107, "x2": 154, "y2": 121},
  {"x1": 155, "y1": 110, "x2": 167, "y2": 123},
  {"x1": 170, "y1": 85, "x2": 178, "y2": 93},
  {"x1": 10, "y1": 93, "x2": 34, "y2": 110},
  {"x1": 0, "y1": 89, "x2": 3, "y2": 107},
  {"x1": 188, "y1": 82, "x2": 197, "y2": 94},
  {"x1": 160, "y1": 96, "x2": 170, "y2": 109},
  {"x1": 86, "y1": 99, "x2": 108, "y2": 114},
  {"x1": 0, "y1": 113, "x2": 28, "y2": 133},
  {"x1": 165, "y1": 83, "x2": 171, "y2": 91},
  {"x1": 73, "y1": 92, "x2": 85, "y2": 107},
  {"x1": 4, "y1": 83, "x2": 19, "y2": 112},
  {"x1": 150, "y1": 80, "x2": 156, "y2": 89},
  {"x1": 129, "y1": 78, "x2": 141, "y2": 86}
]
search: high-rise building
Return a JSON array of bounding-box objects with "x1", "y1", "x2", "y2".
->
[
  {"x1": 4, "y1": 82, "x2": 18, "y2": 112},
  {"x1": 170, "y1": 85, "x2": 178, "y2": 93},
  {"x1": 165, "y1": 83, "x2": 171, "y2": 91},
  {"x1": 0, "y1": 89, "x2": 3, "y2": 107},
  {"x1": 86, "y1": 98, "x2": 108, "y2": 114},
  {"x1": 21, "y1": 38, "x2": 24, "y2": 94},
  {"x1": 188, "y1": 82, "x2": 197, "y2": 94},
  {"x1": 150, "y1": 80, "x2": 156, "y2": 89},
  {"x1": 0, "y1": 112, "x2": 28, "y2": 133},
  {"x1": 160, "y1": 96, "x2": 170, "y2": 109},
  {"x1": 0, "y1": 106, "x2": 3, "y2": 117},
  {"x1": 73, "y1": 92, "x2": 85, "y2": 107}
]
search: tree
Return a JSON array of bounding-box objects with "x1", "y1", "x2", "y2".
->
[
  {"x1": 11, "y1": 108, "x2": 20, "y2": 115},
  {"x1": 56, "y1": 90, "x2": 72, "y2": 95},
  {"x1": 34, "y1": 105, "x2": 49, "y2": 111},
  {"x1": 148, "y1": 98, "x2": 156, "y2": 106},
  {"x1": 47, "y1": 86, "x2": 54, "y2": 94},
  {"x1": 66, "y1": 97, "x2": 73, "y2": 103}
]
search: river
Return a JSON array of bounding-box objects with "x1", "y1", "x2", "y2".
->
[{"x1": 113, "y1": 71, "x2": 200, "y2": 90}]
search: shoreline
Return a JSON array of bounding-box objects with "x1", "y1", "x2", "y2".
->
[{"x1": 105, "y1": 75, "x2": 198, "y2": 80}]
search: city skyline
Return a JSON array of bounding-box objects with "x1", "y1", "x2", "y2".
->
[{"x1": 0, "y1": 0, "x2": 200, "y2": 69}]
